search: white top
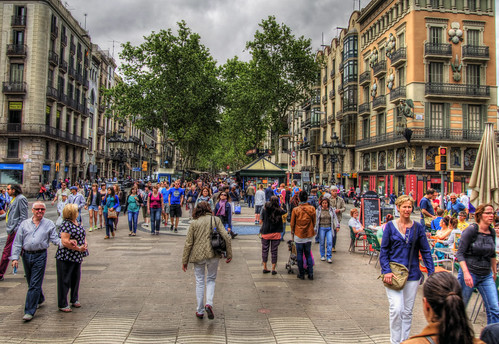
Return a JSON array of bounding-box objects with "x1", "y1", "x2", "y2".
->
[
  {"x1": 348, "y1": 217, "x2": 362, "y2": 231},
  {"x1": 255, "y1": 190, "x2": 266, "y2": 206}
]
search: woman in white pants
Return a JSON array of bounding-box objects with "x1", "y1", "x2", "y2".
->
[
  {"x1": 182, "y1": 201, "x2": 232, "y2": 319},
  {"x1": 379, "y1": 195, "x2": 434, "y2": 344}
]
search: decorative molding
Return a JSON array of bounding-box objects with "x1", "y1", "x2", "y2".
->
[
  {"x1": 462, "y1": 20, "x2": 486, "y2": 27},
  {"x1": 424, "y1": 17, "x2": 449, "y2": 25}
]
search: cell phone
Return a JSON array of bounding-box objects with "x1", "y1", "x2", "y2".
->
[{"x1": 13, "y1": 266, "x2": 17, "y2": 275}]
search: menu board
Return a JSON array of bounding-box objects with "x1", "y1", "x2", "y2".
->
[{"x1": 361, "y1": 191, "x2": 381, "y2": 227}]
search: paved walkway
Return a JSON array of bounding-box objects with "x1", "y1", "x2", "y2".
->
[{"x1": 0, "y1": 200, "x2": 488, "y2": 343}]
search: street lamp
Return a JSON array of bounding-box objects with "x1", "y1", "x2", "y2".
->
[
  {"x1": 328, "y1": 132, "x2": 346, "y2": 185},
  {"x1": 107, "y1": 125, "x2": 129, "y2": 183}
]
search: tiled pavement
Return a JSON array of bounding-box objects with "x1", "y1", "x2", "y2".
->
[{"x1": 0, "y1": 201, "x2": 488, "y2": 343}]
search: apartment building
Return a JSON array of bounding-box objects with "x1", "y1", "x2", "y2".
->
[
  {"x1": 355, "y1": 0, "x2": 496, "y2": 201},
  {"x1": 0, "y1": 0, "x2": 91, "y2": 194}
]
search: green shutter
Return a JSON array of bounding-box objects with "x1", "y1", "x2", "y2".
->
[
  {"x1": 425, "y1": 102, "x2": 430, "y2": 127},
  {"x1": 480, "y1": 104, "x2": 487, "y2": 130},
  {"x1": 444, "y1": 103, "x2": 450, "y2": 129},
  {"x1": 462, "y1": 104, "x2": 468, "y2": 130}
]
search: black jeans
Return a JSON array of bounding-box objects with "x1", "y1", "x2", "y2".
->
[
  {"x1": 22, "y1": 250, "x2": 47, "y2": 315},
  {"x1": 56, "y1": 259, "x2": 81, "y2": 308}
]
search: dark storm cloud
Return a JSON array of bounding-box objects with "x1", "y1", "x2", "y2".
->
[{"x1": 64, "y1": 0, "x2": 358, "y2": 65}]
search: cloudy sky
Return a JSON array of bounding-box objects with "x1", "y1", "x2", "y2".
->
[{"x1": 64, "y1": 0, "x2": 358, "y2": 65}]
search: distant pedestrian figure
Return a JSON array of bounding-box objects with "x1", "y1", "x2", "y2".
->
[{"x1": 260, "y1": 196, "x2": 286, "y2": 275}]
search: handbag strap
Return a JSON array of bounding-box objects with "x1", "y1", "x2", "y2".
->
[{"x1": 425, "y1": 336, "x2": 436, "y2": 344}]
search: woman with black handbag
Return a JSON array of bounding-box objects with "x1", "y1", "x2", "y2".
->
[
  {"x1": 182, "y1": 202, "x2": 232, "y2": 320},
  {"x1": 380, "y1": 195, "x2": 434, "y2": 344},
  {"x1": 260, "y1": 196, "x2": 286, "y2": 275}
]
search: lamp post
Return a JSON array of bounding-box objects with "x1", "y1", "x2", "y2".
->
[
  {"x1": 107, "y1": 125, "x2": 129, "y2": 184},
  {"x1": 148, "y1": 146, "x2": 156, "y2": 181},
  {"x1": 328, "y1": 132, "x2": 346, "y2": 185}
]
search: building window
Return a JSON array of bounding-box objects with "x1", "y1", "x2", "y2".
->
[
  {"x1": 377, "y1": 113, "x2": 386, "y2": 135},
  {"x1": 46, "y1": 106, "x2": 51, "y2": 126},
  {"x1": 397, "y1": 32, "x2": 405, "y2": 48},
  {"x1": 56, "y1": 110, "x2": 61, "y2": 130},
  {"x1": 65, "y1": 146, "x2": 69, "y2": 162},
  {"x1": 7, "y1": 139, "x2": 19, "y2": 158},
  {"x1": 467, "y1": 29, "x2": 480, "y2": 46},
  {"x1": 379, "y1": 77, "x2": 385, "y2": 95},
  {"x1": 430, "y1": 103, "x2": 444, "y2": 128},
  {"x1": 466, "y1": 64, "x2": 480, "y2": 85},
  {"x1": 428, "y1": 62, "x2": 443, "y2": 83},
  {"x1": 66, "y1": 114, "x2": 71, "y2": 132},
  {"x1": 429, "y1": 27, "x2": 442, "y2": 44},
  {"x1": 430, "y1": 0, "x2": 439, "y2": 8},
  {"x1": 10, "y1": 63, "x2": 24, "y2": 82},
  {"x1": 468, "y1": 0, "x2": 477, "y2": 11},
  {"x1": 397, "y1": 66, "x2": 405, "y2": 87},
  {"x1": 362, "y1": 117, "x2": 370, "y2": 139},
  {"x1": 13, "y1": 30, "x2": 24, "y2": 45},
  {"x1": 468, "y1": 105, "x2": 481, "y2": 131},
  {"x1": 343, "y1": 35, "x2": 358, "y2": 61},
  {"x1": 45, "y1": 141, "x2": 50, "y2": 160},
  {"x1": 8, "y1": 102, "x2": 22, "y2": 124}
]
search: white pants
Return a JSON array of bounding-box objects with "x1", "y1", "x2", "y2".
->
[
  {"x1": 194, "y1": 258, "x2": 219, "y2": 314},
  {"x1": 385, "y1": 280, "x2": 420, "y2": 344}
]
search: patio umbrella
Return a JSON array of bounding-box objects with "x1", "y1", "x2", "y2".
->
[{"x1": 469, "y1": 122, "x2": 499, "y2": 209}]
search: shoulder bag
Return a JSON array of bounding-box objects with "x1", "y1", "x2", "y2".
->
[
  {"x1": 210, "y1": 216, "x2": 226, "y2": 255},
  {"x1": 379, "y1": 221, "x2": 417, "y2": 290}
]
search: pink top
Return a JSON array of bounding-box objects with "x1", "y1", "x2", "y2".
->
[{"x1": 149, "y1": 193, "x2": 162, "y2": 209}]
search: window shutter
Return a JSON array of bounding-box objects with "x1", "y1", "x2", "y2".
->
[
  {"x1": 425, "y1": 102, "x2": 430, "y2": 128},
  {"x1": 462, "y1": 104, "x2": 468, "y2": 130},
  {"x1": 480, "y1": 104, "x2": 487, "y2": 130},
  {"x1": 444, "y1": 103, "x2": 450, "y2": 129}
]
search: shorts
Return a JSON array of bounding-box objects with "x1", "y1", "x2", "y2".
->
[
  {"x1": 170, "y1": 204, "x2": 182, "y2": 218},
  {"x1": 88, "y1": 205, "x2": 99, "y2": 211},
  {"x1": 164, "y1": 203, "x2": 170, "y2": 213},
  {"x1": 255, "y1": 205, "x2": 263, "y2": 215}
]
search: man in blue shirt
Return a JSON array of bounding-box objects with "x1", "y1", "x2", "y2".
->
[
  {"x1": 168, "y1": 180, "x2": 184, "y2": 233},
  {"x1": 419, "y1": 188, "x2": 436, "y2": 232},
  {"x1": 264, "y1": 184, "x2": 274, "y2": 202},
  {"x1": 446, "y1": 193, "x2": 465, "y2": 217},
  {"x1": 160, "y1": 182, "x2": 170, "y2": 226}
]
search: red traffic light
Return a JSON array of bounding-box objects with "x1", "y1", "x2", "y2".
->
[{"x1": 439, "y1": 147, "x2": 447, "y2": 155}]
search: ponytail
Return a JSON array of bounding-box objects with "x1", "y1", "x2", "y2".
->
[{"x1": 424, "y1": 272, "x2": 474, "y2": 344}]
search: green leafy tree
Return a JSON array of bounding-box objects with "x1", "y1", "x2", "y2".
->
[
  {"x1": 106, "y1": 21, "x2": 222, "y2": 170},
  {"x1": 246, "y1": 15, "x2": 320, "y2": 160}
]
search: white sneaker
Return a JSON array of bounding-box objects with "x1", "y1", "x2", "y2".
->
[
  {"x1": 320, "y1": 256, "x2": 326, "y2": 261},
  {"x1": 327, "y1": 258, "x2": 332, "y2": 263},
  {"x1": 144, "y1": 223, "x2": 149, "y2": 227}
]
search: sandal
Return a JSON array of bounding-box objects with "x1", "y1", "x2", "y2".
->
[
  {"x1": 72, "y1": 301, "x2": 81, "y2": 308},
  {"x1": 59, "y1": 306, "x2": 72, "y2": 312},
  {"x1": 104, "y1": 236, "x2": 109, "y2": 239},
  {"x1": 131, "y1": 233, "x2": 136, "y2": 236}
]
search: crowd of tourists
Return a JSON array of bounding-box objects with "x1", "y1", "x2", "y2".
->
[{"x1": 0, "y1": 177, "x2": 498, "y2": 344}]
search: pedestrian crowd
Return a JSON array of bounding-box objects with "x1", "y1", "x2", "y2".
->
[{"x1": 0, "y1": 177, "x2": 498, "y2": 344}]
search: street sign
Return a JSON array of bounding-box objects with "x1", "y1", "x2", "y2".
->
[
  {"x1": 291, "y1": 150, "x2": 296, "y2": 158},
  {"x1": 302, "y1": 171, "x2": 310, "y2": 182},
  {"x1": 291, "y1": 159, "x2": 296, "y2": 167}
]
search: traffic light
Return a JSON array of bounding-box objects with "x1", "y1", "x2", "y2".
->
[
  {"x1": 439, "y1": 146, "x2": 447, "y2": 171},
  {"x1": 55, "y1": 162, "x2": 60, "y2": 172},
  {"x1": 450, "y1": 170, "x2": 454, "y2": 183},
  {"x1": 435, "y1": 155, "x2": 441, "y2": 171},
  {"x1": 142, "y1": 161, "x2": 148, "y2": 171}
]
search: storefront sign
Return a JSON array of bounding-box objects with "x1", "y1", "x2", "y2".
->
[
  {"x1": 9, "y1": 102, "x2": 23, "y2": 110},
  {"x1": 43, "y1": 165, "x2": 51, "y2": 171},
  {"x1": 0, "y1": 163, "x2": 23, "y2": 170}
]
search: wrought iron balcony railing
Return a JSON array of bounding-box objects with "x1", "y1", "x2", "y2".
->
[
  {"x1": 425, "y1": 83, "x2": 490, "y2": 98},
  {"x1": 424, "y1": 43, "x2": 452, "y2": 57}
]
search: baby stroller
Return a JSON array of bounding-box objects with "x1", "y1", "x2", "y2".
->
[{"x1": 285, "y1": 240, "x2": 315, "y2": 274}]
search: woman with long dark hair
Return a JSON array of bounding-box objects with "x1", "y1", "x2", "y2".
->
[
  {"x1": 102, "y1": 187, "x2": 119, "y2": 239},
  {"x1": 457, "y1": 203, "x2": 499, "y2": 324},
  {"x1": 214, "y1": 192, "x2": 237, "y2": 239},
  {"x1": 403, "y1": 272, "x2": 482, "y2": 344},
  {"x1": 260, "y1": 196, "x2": 286, "y2": 274},
  {"x1": 182, "y1": 201, "x2": 232, "y2": 320}
]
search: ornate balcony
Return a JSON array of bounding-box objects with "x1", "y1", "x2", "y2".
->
[
  {"x1": 3, "y1": 81, "x2": 27, "y2": 95},
  {"x1": 70, "y1": 42, "x2": 76, "y2": 55},
  {"x1": 48, "y1": 50, "x2": 58, "y2": 66},
  {"x1": 97, "y1": 127, "x2": 105, "y2": 135},
  {"x1": 390, "y1": 86, "x2": 406, "y2": 103},
  {"x1": 336, "y1": 111, "x2": 344, "y2": 121},
  {"x1": 0, "y1": 123, "x2": 89, "y2": 147},
  {"x1": 330, "y1": 69, "x2": 336, "y2": 78},
  {"x1": 343, "y1": 103, "x2": 358, "y2": 114},
  {"x1": 356, "y1": 128, "x2": 492, "y2": 148},
  {"x1": 323, "y1": 75, "x2": 327, "y2": 85},
  {"x1": 372, "y1": 60, "x2": 387, "y2": 77},
  {"x1": 320, "y1": 118, "x2": 327, "y2": 127},
  {"x1": 322, "y1": 95, "x2": 327, "y2": 104},
  {"x1": 51, "y1": 25, "x2": 59, "y2": 40},
  {"x1": 61, "y1": 33, "x2": 67, "y2": 46},
  {"x1": 462, "y1": 45, "x2": 490, "y2": 61},
  {"x1": 425, "y1": 83, "x2": 490, "y2": 99},
  {"x1": 358, "y1": 102, "x2": 370, "y2": 115},
  {"x1": 7, "y1": 44, "x2": 27, "y2": 57},
  {"x1": 359, "y1": 71, "x2": 371, "y2": 86},
  {"x1": 372, "y1": 95, "x2": 386, "y2": 110},
  {"x1": 390, "y1": 47, "x2": 407, "y2": 67},
  {"x1": 68, "y1": 66, "x2": 77, "y2": 80},
  {"x1": 424, "y1": 43, "x2": 452, "y2": 58},
  {"x1": 59, "y1": 59, "x2": 68, "y2": 74},
  {"x1": 329, "y1": 89, "x2": 335, "y2": 99},
  {"x1": 46, "y1": 86, "x2": 58, "y2": 100},
  {"x1": 11, "y1": 15, "x2": 26, "y2": 27},
  {"x1": 327, "y1": 115, "x2": 335, "y2": 124}
]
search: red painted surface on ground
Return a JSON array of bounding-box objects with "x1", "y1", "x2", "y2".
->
[{"x1": 233, "y1": 218, "x2": 256, "y2": 222}]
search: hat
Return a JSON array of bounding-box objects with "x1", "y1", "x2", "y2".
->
[
  {"x1": 62, "y1": 193, "x2": 68, "y2": 197},
  {"x1": 70, "y1": 186, "x2": 78, "y2": 191}
]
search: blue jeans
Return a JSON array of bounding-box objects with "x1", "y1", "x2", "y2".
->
[
  {"x1": 319, "y1": 227, "x2": 333, "y2": 260},
  {"x1": 128, "y1": 211, "x2": 139, "y2": 233},
  {"x1": 22, "y1": 250, "x2": 47, "y2": 316},
  {"x1": 105, "y1": 216, "x2": 114, "y2": 237},
  {"x1": 295, "y1": 242, "x2": 313, "y2": 277},
  {"x1": 248, "y1": 195, "x2": 254, "y2": 208},
  {"x1": 458, "y1": 270, "x2": 499, "y2": 324},
  {"x1": 150, "y1": 208, "x2": 161, "y2": 233}
]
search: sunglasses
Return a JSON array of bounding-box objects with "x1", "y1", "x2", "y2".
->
[
  {"x1": 221, "y1": 194, "x2": 227, "y2": 196},
  {"x1": 33, "y1": 208, "x2": 46, "y2": 211}
]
